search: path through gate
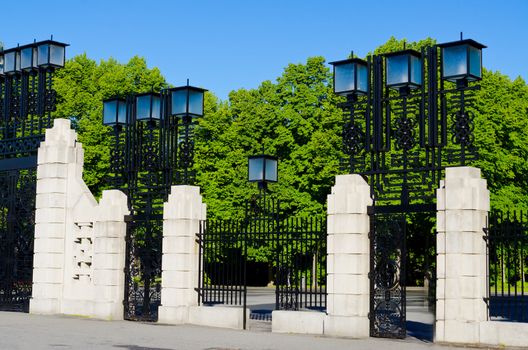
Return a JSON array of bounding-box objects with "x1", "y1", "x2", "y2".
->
[{"x1": 196, "y1": 194, "x2": 327, "y2": 329}]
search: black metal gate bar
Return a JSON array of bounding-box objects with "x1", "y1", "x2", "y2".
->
[
  {"x1": 123, "y1": 215, "x2": 163, "y2": 321},
  {"x1": 196, "y1": 193, "x2": 327, "y2": 328},
  {"x1": 369, "y1": 211, "x2": 406, "y2": 339},
  {"x1": 196, "y1": 219, "x2": 246, "y2": 308},
  {"x1": 0, "y1": 169, "x2": 36, "y2": 312},
  {"x1": 276, "y1": 216, "x2": 326, "y2": 311},
  {"x1": 485, "y1": 210, "x2": 528, "y2": 322}
]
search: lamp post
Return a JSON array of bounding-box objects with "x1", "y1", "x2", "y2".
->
[
  {"x1": 0, "y1": 38, "x2": 67, "y2": 312},
  {"x1": 102, "y1": 80, "x2": 206, "y2": 321},
  {"x1": 330, "y1": 37, "x2": 486, "y2": 207},
  {"x1": 1, "y1": 38, "x2": 68, "y2": 144}
]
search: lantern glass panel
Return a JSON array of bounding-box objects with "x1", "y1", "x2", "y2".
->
[
  {"x1": 171, "y1": 89, "x2": 187, "y2": 116},
  {"x1": 386, "y1": 54, "x2": 408, "y2": 86},
  {"x1": 357, "y1": 63, "x2": 368, "y2": 93},
  {"x1": 248, "y1": 157, "x2": 264, "y2": 182},
  {"x1": 50, "y1": 44, "x2": 65, "y2": 67},
  {"x1": 37, "y1": 44, "x2": 49, "y2": 66},
  {"x1": 103, "y1": 100, "x2": 118, "y2": 125},
  {"x1": 21, "y1": 47, "x2": 36, "y2": 70},
  {"x1": 136, "y1": 94, "x2": 161, "y2": 121},
  {"x1": 265, "y1": 158, "x2": 278, "y2": 182},
  {"x1": 443, "y1": 45, "x2": 467, "y2": 78},
  {"x1": 117, "y1": 100, "x2": 127, "y2": 124},
  {"x1": 469, "y1": 45, "x2": 481, "y2": 79},
  {"x1": 410, "y1": 55, "x2": 422, "y2": 86},
  {"x1": 334, "y1": 62, "x2": 355, "y2": 94},
  {"x1": 4, "y1": 51, "x2": 17, "y2": 73},
  {"x1": 188, "y1": 89, "x2": 204, "y2": 116}
]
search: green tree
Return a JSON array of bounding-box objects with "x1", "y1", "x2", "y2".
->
[
  {"x1": 194, "y1": 57, "x2": 344, "y2": 219},
  {"x1": 52, "y1": 54, "x2": 166, "y2": 196}
]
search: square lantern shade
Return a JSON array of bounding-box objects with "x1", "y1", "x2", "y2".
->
[
  {"x1": 439, "y1": 39, "x2": 486, "y2": 83},
  {"x1": 329, "y1": 58, "x2": 369, "y2": 96},
  {"x1": 3, "y1": 49, "x2": 20, "y2": 74},
  {"x1": 248, "y1": 155, "x2": 278, "y2": 183},
  {"x1": 20, "y1": 45, "x2": 38, "y2": 71},
  {"x1": 170, "y1": 85, "x2": 207, "y2": 118},
  {"x1": 136, "y1": 93, "x2": 161, "y2": 121},
  {"x1": 385, "y1": 49, "x2": 422, "y2": 89},
  {"x1": 37, "y1": 40, "x2": 68, "y2": 68},
  {"x1": 103, "y1": 98, "x2": 127, "y2": 126}
]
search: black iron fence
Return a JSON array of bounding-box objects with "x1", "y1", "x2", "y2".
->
[
  {"x1": 196, "y1": 207, "x2": 326, "y2": 328},
  {"x1": 485, "y1": 210, "x2": 528, "y2": 322}
]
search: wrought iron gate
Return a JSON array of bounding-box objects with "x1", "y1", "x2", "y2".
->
[
  {"x1": 123, "y1": 216, "x2": 163, "y2": 321},
  {"x1": 196, "y1": 193, "x2": 326, "y2": 328},
  {"x1": 0, "y1": 39, "x2": 67, "y2": 312},
  {"x1": 485, "y1": 210, "x2": 528, "y2": 322},
  {"x1": 0, "y1": 169, "x2": 36, "y2": 311},
  {"x1": 369, "y1": 211, "x2": 406, "y2": 338}
]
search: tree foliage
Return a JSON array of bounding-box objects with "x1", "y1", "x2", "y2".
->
[
  {"x1": 53, "y1": 54, "x2": 166, "y2": 196},
  {"x1": 52, "y1": 38, "x2": 528, "y2": 216}
]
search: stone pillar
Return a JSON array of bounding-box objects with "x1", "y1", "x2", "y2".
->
[
  {"x1": 30, "y1": 119, "x2": 128, "y2": 319},
  {"x1": 435, "y1": 167, "x2": 489, "y2": 344},
  {"x1": 31, "y1": 119, "x2": 79, "y2": 314},
  {"x1": 158, "y1": 185, "x2": 206, "y2": 324},
  {"x1": 324, "y1": 174, "x2": 372, "y2": 338},
  {"x1": 92, "y1": 190, "x2": 128, "y2": 320}
]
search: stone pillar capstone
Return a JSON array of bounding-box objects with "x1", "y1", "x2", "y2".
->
[{"x1": 435, "y1": 166, "x2": 489, "y2": 344}]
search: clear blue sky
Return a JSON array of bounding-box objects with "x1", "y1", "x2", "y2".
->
[{"x1": 2, "y1": 0, "x2": 526, "y2": 100}]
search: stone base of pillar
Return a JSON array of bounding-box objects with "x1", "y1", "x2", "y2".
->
[
  {"x1": 324, "y1": 315, "x2": 369, "y2": 338},
  {"x1": 29, "y1": 298, "x2": 60, "y2": 315},
  {"x1": 158, "y1": 305, "x2": 189, "y2": 324},
  {"x1": 92, "y1": 301, "x2": 123, "y2": 320}
]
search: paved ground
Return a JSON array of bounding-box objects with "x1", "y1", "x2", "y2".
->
[{"x1": 0, "y1": 311, "x2": 468, "y2": 350}]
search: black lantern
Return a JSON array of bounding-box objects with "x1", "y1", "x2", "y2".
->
[
  {"x1": 3, "y1": 47, "x2": 20, "y2": 75},
  {"x1": 248, "y1": 155, "x2": 278, "y2": 184},
  {"x1": 103, "y1": 98, "x2": 127, "y2": 126},
  {"x1": 20, "y1": 44, "x2": 38, "y2": 71},
  {"x1": 385, "y1": 49, "x2": 422, "y2": 91},
  {"x1": 330, "y1": 58, "x2": 369, "y2": 96},
  {"x1": 439, "y1": 39, "x2": 486, "y2": 84},
  {"x1": 136, "y1": 92, "x2": 161, "y2": 122},
  {"x1": 170, "y1": 85, "x2": 207, "y2": 118},
  {"x1": 37, "y1": 40, "x2": 67, "y2": 68}
]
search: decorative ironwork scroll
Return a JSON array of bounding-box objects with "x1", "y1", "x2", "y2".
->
[
  {"x1": 370, "y1": 212, "x2": 406, "y2": 338},
  {"x1": 340, "y1": 47, "x2": 480, "y2": 209}
]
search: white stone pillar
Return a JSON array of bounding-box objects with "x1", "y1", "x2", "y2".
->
[
  {"x1": 30, "y1": 119, "x2": 79, "y2": 314},
  {"x1": 30, "y1": 119, "x2": 128, "y2": 319},
  {"x1": 435, "y1": 166, "x2": 489, "y2": 344},
  {"x1": 92, "y1": 190, "x2": 128, "y2": 320},
  {"x1": 324, "y1": 174, "x2": 372, "y2": 338},
  {"x1": 158, "y1": 185, "x2": 206, "y2": 324}
]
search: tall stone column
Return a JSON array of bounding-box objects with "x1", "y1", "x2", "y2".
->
[
  {"x1": 31, "y1": 119, "x2": 80, "y2": 314},
  {"x1": 158, "y1": 185, "x2": 206, "y2": 324},
  {"x1": 324, "y1": 174, "x2": 372, "y2": 337},
  {"x1": 435, "y1": 167, "x2": 489, "y2": 344},
  {"x1": 30, "y1": 119, "x2": 128, "y2": 319}
]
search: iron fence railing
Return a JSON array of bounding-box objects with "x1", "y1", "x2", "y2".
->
[{"x1": 485, "y1": 210, "x2": 528, "y2": 322}]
